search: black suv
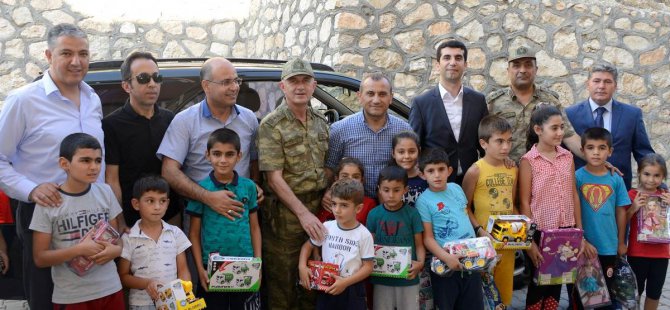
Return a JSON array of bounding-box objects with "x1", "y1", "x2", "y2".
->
[{"x1": 85, "y1": 58, "x2": 409, "y2": 123}]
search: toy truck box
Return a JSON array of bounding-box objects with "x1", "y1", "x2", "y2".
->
[
  {"x1": 486, "y1": 214, "x2": 536, "y2": 250},
  {"x1": 154, "y1": 279, "x2": 206, "y2": 310},
  {"x1": 69, "y1": 220, "x2": 120, "y2": 276},
  {"x1": 207, "y1": 254, "x2": 262, "y2": 292},
  {"x1": 430, "y1": 237, "x2": 497, "y2": 276},
  {"x1": 307, "y1": 260, "x2": 340, "y2": 291},
  {"x1": 534, "y1": 228, "x2": 583, "y2": 286},
  {"x1": 371, "y1": 245, "x2": 412, "y2": 278}
]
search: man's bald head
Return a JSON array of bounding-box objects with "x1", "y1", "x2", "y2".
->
[{"x1": 200, "y1": 57, "x2": 234, "y2": 82}]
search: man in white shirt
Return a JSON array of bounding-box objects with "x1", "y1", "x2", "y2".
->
[
  {"x1": 0, "y1": 23, "x2": 104, "y2": 310},
  {"x1": 409, "y1": 40, "x2": 488, "y2": 185}
]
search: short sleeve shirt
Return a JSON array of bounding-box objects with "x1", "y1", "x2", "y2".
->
[
  {"x1": 29, "y1": 183, "x2": 123, "y2": 304},
  {"x1": 325, "y1": 112, "x2": 412, "y2": 197},
  {"x1": 487, "y1": 85, "x2": 575, "y2": 162},
  {"x1": 366, "y1": 204, "x2": 424, "y2": 286},
  {"x1": 472, "y1": 159, "x2": 517, "y2": 226},
  {"x1": 257, "y1": 102, "x2": 329, "y2": 194},
  {"x1": 121, "y1": 220, "x2": 191, "y2": 306},
  {"x1": 575, "y1": 167, "x2": 631, "y2": 255},
  {"x1": 156, "y1": 100, "x2": 258, "y2": 181},
  {"x1": 521, "y1": 145, "x2": 576, "y2": 230},
  {"x1": 186, "y1": 171, "x2": 258, "y2": 264},
  {"x1": 403, "y1": 176, "x2": 428, "y2": 208},
  {"x1": 311, "y1": 220, "x2": 374, "y2": 277},
  {"x1": 417, "y1": 184, "x2": 476, "y2": 246}
]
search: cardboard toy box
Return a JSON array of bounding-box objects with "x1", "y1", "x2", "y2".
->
[
  {"x1": 69, "y1": 220, "x2": 120, "y2": 276},
  {"x1": 307, "y1": 260, "x2": 339, "y2": 291},
  {"x1": 637, "y1": 194, "x2": 670, "y2": 244},
  {"x1": 430, "y1": 237, "x2": 497, "y2": 276},
  {"x1": 534, "y1": 228, "x2": 583, "y2": 286},
  {"x1": 154, "y1": 279, "x2": 206, "y2": 310},
  {"x1": 207, "y1": 254, "x2": 262, "y2": 292},
  {"x1": 371, "y1": 245, "x2": 412, "y2": 278},
  {"x1": 576, "y1": 256, "x2": 611, "y2": 309},
  {"x1": 486, "y1": 215, "x2": 537, "y2": 250}
]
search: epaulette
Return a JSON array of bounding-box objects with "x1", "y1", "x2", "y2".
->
[
  {"x1": 486, "y1": 88, "x2": 506, "y2": 103},
  {"x1": 262, "y1": 110, "x2": 284, "y2": 127}
]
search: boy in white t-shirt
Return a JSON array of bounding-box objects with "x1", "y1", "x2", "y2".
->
[
  {"x1": 117, "y1": 176, "x2": 191, "y2": 310},
  {"x1": 30, "y1": 133, "x2": 124, "y2": 308},
  {"x1": 298, "y1": 178, "x2": 374, "y2": 310}
]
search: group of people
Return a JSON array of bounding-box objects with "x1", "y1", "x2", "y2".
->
[{"x1": 0, "y1": 22, "x2": 666, "y2": 310}]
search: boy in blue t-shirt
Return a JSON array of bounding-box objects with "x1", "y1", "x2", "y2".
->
[
  {"x1": 186, "y1": 128, "x2": 261, "y2": 309},
  {"x1": 574, "y1": 127, "x2": 630, "y2": 309},
  {"x1": 366, "y1": 165, "x2": 425, "y2": 310},
  {"x1": 416, "y1": 148, "x2": 484, "y2": 310}
]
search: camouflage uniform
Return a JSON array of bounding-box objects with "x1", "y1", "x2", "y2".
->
[
  {"x1": 257, "y1": 99, "x2": 329, "y2": 310},
  {"x1": 486, "y1": 84, "x2": 575, "y2": 162}
]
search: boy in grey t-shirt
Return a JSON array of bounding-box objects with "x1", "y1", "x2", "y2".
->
[{"x1": 30, "y1": 133, "x2": 124, "y2": 308}]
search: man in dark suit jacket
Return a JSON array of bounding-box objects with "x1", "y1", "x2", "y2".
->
[
  {"x1": 409, "y1": 40, "x2": 488, "y2": 185},
  {"x1": 566, "y1": 64, "x2": 654, "y2": 189}
]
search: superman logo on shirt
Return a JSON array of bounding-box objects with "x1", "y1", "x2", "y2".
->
[{"x1": 580, "y1": 184, "x2": 613, "y2": 212}]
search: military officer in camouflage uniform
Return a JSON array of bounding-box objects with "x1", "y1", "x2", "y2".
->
[
  {"x1": 487, "y1": 46, "x2": 582, "y2": 162},
  {"x1": 257, "y1": 58, "x2": 329, "y2": 310}
]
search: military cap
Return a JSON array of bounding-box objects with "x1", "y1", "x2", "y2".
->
[
  {"x1": 508, "y1": 45, "x2": 536, "y2": 62},
  {"x1": 281, "y1": 58, "x2": 315, "y2": 80}
]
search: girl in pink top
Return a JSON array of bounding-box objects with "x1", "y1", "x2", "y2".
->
[{"x1": 519, "y1": 106, "x2": 584, "y2": 310}]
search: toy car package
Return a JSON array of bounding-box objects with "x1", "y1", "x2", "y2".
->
[
  {"x1": 486, "y1": 215, "x2": 537, "y2": 250},
  {"x1": 611, "y1": 256, "x2": 638, "y2": 309},
  {"x1": 68, "y1": 220, "x2": 120, "y2": 276},
  {"x1": 534, "y1": 228, "x2": 583, "y2": 285},
  {"x1": 430, "y1": 237, "x2": 497, "y2": 276},
  {"x1": 371, "y1": 245, "x2": 412, "y2": 278},
  {"x1": 637, "y1": 194, "x2": 670, "y2": 244},
  {"x1": 307, "y1": 260, "x2": 339, "y2": 291},
  {"x1": 154, "y1": 279, "x2": 206, "y2": 310},
  {"x1": 207, "y1": 254, "x2": 262, "y2": 292},
  {"x1": 576, "y1": 256, "x2": 611, "y2": 309}
]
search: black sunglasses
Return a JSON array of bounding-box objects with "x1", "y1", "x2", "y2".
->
[{"x1": 130, "y1": 72, "x2": 163, "y2": 84}]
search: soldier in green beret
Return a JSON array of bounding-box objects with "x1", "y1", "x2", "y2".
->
[{"x1": 257, "y1": 58, "x2": 329, "y2": 310}]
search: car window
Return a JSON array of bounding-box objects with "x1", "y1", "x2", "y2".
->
[{"x1": 318, "y1": 85, "x2": 359, "y2": 112}]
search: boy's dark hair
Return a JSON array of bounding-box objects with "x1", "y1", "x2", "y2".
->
[
  {"x1": 207, "y1": 128, "x2": 241, "y2": 152},
  {"x1": 132, "y1": 175, "x2": 170, "y2": 199},
  {"x1": 436, "y1": 39, "x2": 468, "y2": 62},
  {"x1": 59, "y1": 133, "x2": 101, "y2": 161},
  {"x1": 377, "y1": 165, "x2": 408, "y2": 187},
  {"x1": 336, "y1": 157, "x2": 365, "y2": 178},
  {"x1": 525, "y1": 105, "x2": 562, "y2": 151},
  {"x1": 478, "y1": 115, "x2": 512, "y2": 142},
  {"x1": 120, "y1": 51, "x2": 158, "y2": 82},
  {"x1": 580, "y1": 127, "x2": 613, "y2": 148},
  {"x1": 331, "y1": 178, "x2": 364, "y2": 205},
  {"x1": 419, "y1": 148, "x2": 450, "y2": 172},
  {"x1": 638, "y1": 153, "x2": 668, "y2": 178}
]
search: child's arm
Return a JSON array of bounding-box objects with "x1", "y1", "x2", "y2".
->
[
  {"x1": 188, "y1": 216, "x2": 208, "y2": 292},
  {"x1": 616, "y1": 206, "x2": 627, "y2": 256},
  {"x1": 117, "y1": 257, "x2": 161, "y2": 301},
  {"x1": 571, "y1": 162, "x2": 583, "y2": 230},
  {"x1": 421, "y1": 222, "x2": 461, "y2": 270},
  {"x1": 626, "y1": 191, "x2": 646, "y2": 221},
  {"x1": 90, "y1": 217, "x2": 123, "y2": 265},
  {"x1": 176, "y1": 251, "x2": 191, "y2": 281},
  {"x1": 326, "y1": 260, "x2": 373, "y2": 296},
  {"x1": 512, "y1": 169, "x2": 519, "y2": 214},
  {"x1": 250, "y1": 211, "x2": 262, "y2": 258},
  {"x1": 461, "y1": 165, "x2": 479, "y2": 214},
  {"x1": 407, "y1": 232, "x2": 425, "y2": 280},
  {"x1": 518, "y1": 159, "x2": 532, "y2": 219},
  {"x1": 33, "y1": 231, "x2": 104, "y2": 268},
  {"x1": 298, "y1": 240, "x2": 315, "y2": 290},
  {"x1": 0, "y1": 231, "x2": 8, "y2": 274}
]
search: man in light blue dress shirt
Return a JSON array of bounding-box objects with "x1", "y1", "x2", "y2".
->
[{"x1": 0, "y1": 24, "x2": 104, "y2": 309}]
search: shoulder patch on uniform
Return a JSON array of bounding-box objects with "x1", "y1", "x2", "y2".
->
[
  {"x1": 486, "y1": 89, "x2": 505, "y2": 103},
  {"x1": 263, "y1": 111, "x2": 284, "y2": 127}
]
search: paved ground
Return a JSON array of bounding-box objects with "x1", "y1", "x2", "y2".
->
[{"x1": 1, "y1": 271, "x2": 668, "y2": 309}]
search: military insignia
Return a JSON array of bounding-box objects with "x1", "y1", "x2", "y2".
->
[{"x1": 517, "y1": 46, "x2": 527, "y2": 55}]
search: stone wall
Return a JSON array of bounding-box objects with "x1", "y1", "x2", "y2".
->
[{"x1": 0, "y1": 0, "x2": 669, "y2": 159}]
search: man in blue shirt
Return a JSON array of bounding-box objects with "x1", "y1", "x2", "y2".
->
[{"x1": 0, "y1": 23, "x2": 104, "y2": 310}]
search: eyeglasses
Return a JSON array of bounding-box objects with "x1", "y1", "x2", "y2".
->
[
  {"x1": 129, "y1": 72, "x2": 163, "y2": 84},
  {"x1": 206, "y1": 78, "x2": 243, "y2": 87}
]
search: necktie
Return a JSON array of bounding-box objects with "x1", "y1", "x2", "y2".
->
[{"x1": 594, "y1": 107, "x2": 606, "y2": 128}]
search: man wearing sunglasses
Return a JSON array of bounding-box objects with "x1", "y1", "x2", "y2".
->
[
  {"x1": 0, "y1": 23, "x2": 105, "y2": 310},
  {"x1": 102, "y1": 51, "x2": 182, "y2": 230},
  {"x1": 158, "y1": 57, "x2": 260, "y2": 224}
]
